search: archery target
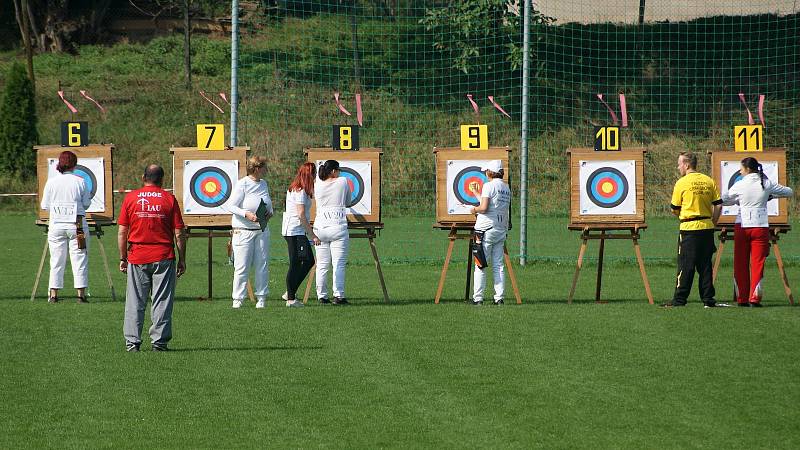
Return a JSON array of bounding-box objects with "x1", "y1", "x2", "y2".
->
[
  {"x1": 446, "y1": 160, "x2": 493, "y2": 214},
  {"x1": 315, "y1": 160, "x2": 372, "y2": 215},
  {"x1": 47, "y1": 157, "x2": 105, "y2": 213},
  {"x1": 579, "y1": 160, "x2": 636, "y2": 215},
  {"x1": 183, "y1": 159, "x2": 239, "y2": 215},
  {"x1": 720, "y1": 160, "x2": 779, "y2": 216}
]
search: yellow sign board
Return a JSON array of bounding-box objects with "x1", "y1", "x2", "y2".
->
[
  {"x1": 734, "y1": 124, "x2": 763, "y2": 152},
  {"x1": 196, "y1": 124, "x2": 225, "y2": 150},
  {"x1": 594, "y1": 126, "x2": 620, "y2": 151},
  {"x1": 460, "y1": 125, "x2": 488, "y2": 150}
]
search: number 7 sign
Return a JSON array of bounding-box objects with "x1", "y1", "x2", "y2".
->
[{"x1": 196, "y1": 124, "x2": 225, "y2": 150}]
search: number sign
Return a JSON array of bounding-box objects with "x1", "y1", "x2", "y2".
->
[
  {"x1": 594, "y1": 126, "x2": 620, "y2": 151},
  {"x1": 460, "y1": 125, "x2": 488, "y2": 150},
  {"x1": 734, "y1": 125, "x2": 763, "y2": 152},
  {"x1": 196, "y1": 124, "x2": 225, "y2": 150},
  {"x1": 332, "y1": 125, "x2": 359, "y2": 151},
  {"x1": 61, "y1": 122, "x2": 89, "y2": 147}
]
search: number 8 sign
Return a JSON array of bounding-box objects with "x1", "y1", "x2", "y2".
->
[{"x1": 332, "y1": 125, "x2": 359, "y2": 151}]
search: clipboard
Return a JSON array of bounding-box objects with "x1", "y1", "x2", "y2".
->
[{"x1": 256, "y1": 200, "x2": 269, "y2": 231}]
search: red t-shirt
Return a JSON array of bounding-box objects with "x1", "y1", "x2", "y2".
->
[{"x1": 119, "y1": 186, "x2": 185, "y2": 264}]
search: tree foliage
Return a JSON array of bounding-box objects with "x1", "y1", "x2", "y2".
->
[{"x1": 0, "y1": 62, "x2": 38, "y2": 179}]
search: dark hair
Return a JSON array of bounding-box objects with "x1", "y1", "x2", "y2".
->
[
  {"x1": 143, "y1": 164, "x2": 164, "y2": 186},
  {"x1": 679, "y1": 152, "x2": 697, "y2": 170},
  {"x1": 56, "y1": 151, "x2": 77, "y2": 173},
  {"x1": 288, "y1": 162, "x2": 316, "y2": 197},
  {"x1": 741, "y1": 157, "x2": 766, "y2": 189},
  {"x1": 318, "y1": 160, "x2": 340, "y2": 181},
  {"x1": 487, "y1": 169, "x2": 504, "y2": 179}
]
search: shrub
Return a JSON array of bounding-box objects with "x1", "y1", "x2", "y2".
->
[{"x1": 0, "y1": 61, "x2": 37, "y2": 179}]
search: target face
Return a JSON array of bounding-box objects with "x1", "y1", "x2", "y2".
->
[
  {"x1": 453, "y1": 166, "x2": 488, "y2": 207},
  {"x1": 315, "y1": 160, "x2": 372, "y2": 215},
  {"x1": 578, "y1": 160, "x2": 636, "y2": 215},
  {"x1": 47, "y1": 157, "x2": 105, "y2": 213},
  {"x1": 182, "y1": 159, "x2": 239, "y2": 215},
  {"x1": 339, "y1": 167, "x2": 365, "y2": 208},
  {"x1": 720, "y1": 160, "x2": 779, "y2": 217}
]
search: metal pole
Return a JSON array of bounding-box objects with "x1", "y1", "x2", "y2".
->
[
  {"x1": 519, "y1": 0, "x2": 532, "y2": 265},
  {"x1": 230, "y1": 0, "x2": 239, "y2": 146}
]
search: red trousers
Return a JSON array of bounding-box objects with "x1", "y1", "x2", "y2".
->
[{"x1": 733, "y1": 224, "x2": 771, "y2": 304}]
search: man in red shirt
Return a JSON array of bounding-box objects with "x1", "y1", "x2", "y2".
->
[{"x1": 118, "y1": 165, "x2": 187, "y2": 352}]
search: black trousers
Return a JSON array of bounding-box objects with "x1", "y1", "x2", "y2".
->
[
  {"x1": 285, "y1": 235, "x2": 315, "y2": 300},
  {"x1": 673, "y1": 229, "x2": 717, "y2": 305}
]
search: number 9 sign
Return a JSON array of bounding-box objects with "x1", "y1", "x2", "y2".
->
[{"x1": 460, "y1": 125, "x2": 488, "y2": 150}]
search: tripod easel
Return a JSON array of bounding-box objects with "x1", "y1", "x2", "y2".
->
[
  {"x1": 433, "y1": 223, "x2": 521, "y2": 304},
  {"x1": 31, "y1": 220, "x2": 117, "y2": 301},
  {"x1": 712, "y1": 225, "x2": 794, "y2": 305}
]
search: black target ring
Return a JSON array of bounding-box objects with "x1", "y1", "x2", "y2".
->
[
  {"x1": 452, "y1": 166, "x2": 488, "y2": 206},
  {"x1": 585, "y1": 167, "x2": 629, "y2": 208},
  {"x1": 339, "y1": 167, "x2": 365, "y2": 208},
  {"x1": 73, "y1": 164, "x2": 98, "y2": 199},
  {"x1": 189, "y1": 167, "x2": 233, "y2": 208}
]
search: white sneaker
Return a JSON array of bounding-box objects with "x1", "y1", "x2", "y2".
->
[
  {"x1": 286, "y1": 299, "x2": 304, "y2": 308},
  {"x1": 281, "y1": 292, "x2": 289, "y2": 301},
  {"x1": 256, "y1": 300, "x2": 265, "y2": 309},
  {"x1": 232, "y1": 299, "x2": 243, "y2": 309}
]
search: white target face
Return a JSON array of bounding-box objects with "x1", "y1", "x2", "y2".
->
[
  {"x1": 578, "y1": 160, "x2": 637, "y2": 215},
  {"x1": 720, "y1": 160, "x2": 779, "y2": 217},
  {"x1": 315, "y1": 160, "x2": 372, "y2": 215},
  {"x1": 446, "y1": 160, "x2": 493, "y2": 214},
  {"x1": 182, "y1": 159, "x2": 239, "y2": 215},
  {"x1": 47, "y1": 157, "x2": 105, "y2": 213}
]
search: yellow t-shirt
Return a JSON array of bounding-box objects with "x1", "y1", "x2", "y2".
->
[{"x1": 670, "y1": 172, "x2": 722, "y2": 231}]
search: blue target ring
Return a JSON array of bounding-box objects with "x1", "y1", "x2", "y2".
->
[
  {"x1": 586, "y1": 167, "x2": 629, "y2": 208},
  {"x1": 453, "y1": 166, "x2": 488, "y2": 206},
  {"x1": 190, "y1": 167, "x2": 232, "y2": 208},
  {"x1": 339, "y1": 167, "x2": 364, "y2": 208},
  {"x1": 73, "y1": 164, "x2": 97, "y2": 199}
]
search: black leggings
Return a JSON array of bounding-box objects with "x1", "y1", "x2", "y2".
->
[{"x1": 285, "y1": 235, "x2": 315, "y2": 300}]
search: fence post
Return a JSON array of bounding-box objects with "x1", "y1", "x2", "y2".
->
[
  {"x1": 230, "y1": 0, "x2": 239, "y2": 146},
  {"x1": 519, "y1": 0, "x2": 531, "y2": 265}
]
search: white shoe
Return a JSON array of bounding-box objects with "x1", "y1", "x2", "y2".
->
[
  {"x1": 232, "y1": 299, "x2": 243, "y2": 309},
  {"x1": 256, "y1": 300, "x2": 265, "y2": 309},
  {"x1": 281, "y1": 292, "x2": 289, "y2": 301},
  {"x1": 286, "y1": 299, "x2": 304, "y2": 308}
]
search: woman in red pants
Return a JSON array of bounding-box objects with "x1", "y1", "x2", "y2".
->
[{"x1": 721, "y1": 157, "x2": 793, "y2": 307}]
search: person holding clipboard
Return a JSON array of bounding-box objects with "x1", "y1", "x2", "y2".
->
[{"x1": 228, "y1": 156, "x2": 273, "y2": 309}]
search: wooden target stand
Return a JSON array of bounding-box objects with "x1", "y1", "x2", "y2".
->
[
  {"x1": 432, "y1": 147, "x2": 521, "y2": 304},
  {"x1": 300, "y1": 148, "x2": 390, "y2": 303},
  {"x1": 566, "y1": 148, "x2": 654, "y2": 304},
  {"x1": 709, "y1": 148, "x2": 794, "y2": 304},
  {"x1": 31, "y1": 144, "x2": 118, "y2": 301},
  {"x1": 171, "y1": 146, "x2": 248, "y2": 300}
]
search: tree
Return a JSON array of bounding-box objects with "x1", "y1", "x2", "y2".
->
[{"x1": 0, "y1": 62, "x2": 38, "y2": 179}]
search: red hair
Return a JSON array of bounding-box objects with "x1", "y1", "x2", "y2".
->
[
  {"x1": 56, "y1": 151, "x2": 77, "y2": 173},
  {"x1": 288, "y1": 162, "x2": 316, "y2": 197}
]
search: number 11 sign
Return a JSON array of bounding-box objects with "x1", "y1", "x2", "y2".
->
[{"x1": 734, "y1": 124, "x2": 763, "y2": 152}]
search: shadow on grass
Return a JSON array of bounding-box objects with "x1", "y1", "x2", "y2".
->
[{"x1": 170, "y1": 345, "x2": 324, "y2": 353}]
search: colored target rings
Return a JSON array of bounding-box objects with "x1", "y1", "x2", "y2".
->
[
  {"x1": 73, "y1": 164, "x2": 98, "y2": 198},
  {"x1": 586, "y1": 167, "x2": 629, "y2": 208},
  {"x1": 190, "y1": 167, "x2": 232, "y2": 208},
  {"x1": 339, "y1": 167, "x2": 365, "y2": 208},
  {"x1": 453, "y1": 166, "x2": 488, "y2": 206},
  {"x1": 728, "y1": 173, "x2": 744, "y2": 189}
]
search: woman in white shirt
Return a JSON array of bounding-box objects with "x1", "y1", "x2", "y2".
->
[
  {"x1": 227, "y1": 156, "x2": 273, "y2": 309},
  {"x1": 40, "y1": 151, "x2": 92, "y2": 303},
  {"x1": 469, "y1": 160, "x2": 512, "y2": 305},
  {"x1": 313, "y1": 160, "x2": 351, "y2": 305},
  {"x1": 281, "y1": 162, "x2": 320, "y2": 307},
  {"x1": 722, "y1": 156, "x2": 793, "y2": 307}
]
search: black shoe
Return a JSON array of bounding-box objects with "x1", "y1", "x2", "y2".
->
[
  {"x1": 332, "y1": 297, "x2": 349, "y2": 305},
  {"x1": 749, "y1": 302, "x2": 763, "y2": 308},
  {"x1": 76, "y1": 296, "x2": 89, "y2": 304},
  {"x1": 152, "y1": 345, "x2": 170, "y2": 352},
  {"x1": 319, "y1": 298, "x2": 331, "y2": 305},
  {"x1": 48, "y1": 296, "x2": 59, "y2": 304},
  {"x1": 737, "y1": 302, "x2": 750, "y2": 307},
  {"x1": 126, "y1": 344, "x2": 140, "y2": 352},
  {"x1": 660, "y1": 301, "x2": 685, "y2": 308},
  {"x1": 471, "y1": 300, "x2": 483, "y2": 306},
  {"x1": 493, "y1": 299, "x2": 504, "y2": 305}
]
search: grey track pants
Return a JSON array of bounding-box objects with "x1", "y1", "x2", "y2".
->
[{"x1": 123, "y1": 259, "x2": 176, "y2": 347}]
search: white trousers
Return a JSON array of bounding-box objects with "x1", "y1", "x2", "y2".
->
[
  {"x1": 231, "y1": 228, "x2": 270, "y2": 300},
  {"x1": 473, "y1": 229, "x2": 506, "y2": 302},
  {"x1": 314, "y1": 225, "x2": 349, "y2": 299},
  {"x1": 48, "y1": 222, "x2": 89, "y2": 290}
]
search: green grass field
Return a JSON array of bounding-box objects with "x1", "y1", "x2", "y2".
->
[{"x1": 2, "y1": 213, "x2": 799, "y2": 448}]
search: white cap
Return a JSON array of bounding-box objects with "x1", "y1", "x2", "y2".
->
[{"x1": 481, "y1": 160, "x2": 503, "y2": 173}]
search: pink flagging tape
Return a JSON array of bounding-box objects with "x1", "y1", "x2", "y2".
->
[
  {"x1": 79, "y1": 90, "x2": 105, "y2": 113},
  {"x1": 487, "y1": 96, "x2": 511, "y2": 119},
  {"x1": 199, "y1": 90, "x2": 225, "y2": 114},
  {"x1": 619, "y1": 93, "x2": 628, "y2": 127},
  {"x1": 757, "y1": 94, "x2": 765, "y2": 127},
  {"x1": 466, "y1": 94, "x2": 480, "y2": 116},
  {"x1": 355, "y1": 93, "x2": 363, "y2": 126},
  {"x1": 334, "y1": 92, "x2": 352, "y2": 116},
  {"x1": 58, "y1": 91, "x2": 78, "y2": 113},
  {"x1": 738, "y1": 93, "x2": 755, "y2": 125},
  {"x1": 219, "y1": 92, "x2": 230, "y2": 105},
  {"x1": 596, "y1": 94, "x2": 619, "y2": 125}
]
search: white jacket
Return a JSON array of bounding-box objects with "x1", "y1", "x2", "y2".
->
[{"x1": 721, "y1": 173, "x2": 793, "y2": 227}]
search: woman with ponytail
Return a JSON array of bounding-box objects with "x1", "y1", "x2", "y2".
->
[
  {"x1": 312, "y1": 160, "x2": 351, "y2": 305},
  {"x1": 281, "y1": 162, "x2": 319, "y2": 307},
  {"x1": 722, "y1": 157, "x2": 793, "y2": 307}
]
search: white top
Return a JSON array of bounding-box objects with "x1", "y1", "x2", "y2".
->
[
  {"x1": 722, "y1": 173, "x2": 793, "y2": 227},
  {"x1": 474, "y1": 178, "x2": 512, "y2": 232},
  {"x1": 40, "y1": 171, "x2": 92, "y2": 223},
  {"x1": 313, "y1": 177, "x2": 350, "y2": 228},
  {"x1": 282, "y1": 189, "x2": 312, "y2": 236},
  {"x1": 227, "y1": 176, "x2": 273, "y2": 229}
]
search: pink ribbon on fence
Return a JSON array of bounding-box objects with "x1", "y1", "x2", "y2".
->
[
  {"x1": 596, "y1": 94, "x2": 619, "y2": 125},
  {"x1": 738, "y1": 93, "x2": 755, "y2": 125},
  {"x1": 334, "y1": 92, "x2": 352, "y2": 116},
  {"x1": 57, "y1": 91, "x2": 78, "y2": 114},
  {"x1": 355, "y1": 93, "x2": 363, "y2": 126},
  {"x1": 79, "y1": 90, "x2": 105, "y2": 113},
  {"x1": 487, "y1": 96, "x2": 511, "y2": 119},
  {"x1": 466, "y1": 94, "x2": 480, "y2": 116},
  {"x1": 757, "y1": 94, "x2": 765, "y2": 127},
  {"x1": 619, "y1": 93, "x2": 628, "y2": 127},
  {"x1": 199, "y1": 90, "x2": 225, "y2": 114},
  {"x1": 219, "y1": 92, "x2": 230, "y2": 105}
]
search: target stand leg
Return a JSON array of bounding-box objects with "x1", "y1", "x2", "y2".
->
[
  {"x1": 367, "y1": 228, "x2": 390, "y2": 303},
  {"x1": 302, "y1": 265, "x2": 315, "y2": 305},
  {"x1": 465, "y1": 236, "x2": 473, "y2": 303},
  {"x1": 568, "y1": 229, "x2": 589, "y2": 304},
  {"x1": 93, "y1": 225, "x2": 116, "y2": 301},
  {"x1": 712, "y1": 228, "x2": 729, "y2": 284},
  {"x1": 31, "y1": 236, "x2": 49, "y2": 302},
  {"x1": 503, "y1": 244, "x2": 522, "y2": 304},
  {"x1": 435, "y1": 229, "x2": 458, "y2": 304},
  {"x1": 632, "y1": 228, "x2": 654, "y2": 305},
  {"x1": 770, "y1": 228, "x2": 794, "y2": 305},
  {"x1": 595, "y1": 231, "x2": 606, "y2": 303}
]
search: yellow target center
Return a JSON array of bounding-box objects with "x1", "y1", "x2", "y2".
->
[
  {"x1": 204, "y1": 181, "x2": 218, "y2": 194},
  {"x1": 601, "y1": 182, "x2": 614, "y2": 194}
]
